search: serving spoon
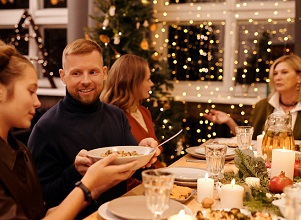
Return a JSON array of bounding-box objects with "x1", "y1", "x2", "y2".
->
[{"x1": 157, "y1": 129, "x2": 183, "y2": 148}]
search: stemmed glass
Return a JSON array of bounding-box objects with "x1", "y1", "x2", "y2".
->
[{"x1": 142, "y1": 169, "x2": 175, "y2": 220}]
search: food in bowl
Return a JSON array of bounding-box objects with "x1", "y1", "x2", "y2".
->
[
  {"x1": 100, "y1": 150, "x2": 142, "y2": 157},
  {"x1": 87, "y1": 146, "x2": 156, "y2": 170}
]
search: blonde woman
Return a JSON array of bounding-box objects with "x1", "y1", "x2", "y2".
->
[{"x1": 204, "y1": 54, "x2": 301, "y2": 139}]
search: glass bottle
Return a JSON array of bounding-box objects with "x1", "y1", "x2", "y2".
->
[{"x1": 261, "y1": 111, "x2": 295, "y2": 161}]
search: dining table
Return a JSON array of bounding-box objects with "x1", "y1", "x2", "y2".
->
[{"x1": 83, "y1": 144, "x2": 238, "y2": 220}]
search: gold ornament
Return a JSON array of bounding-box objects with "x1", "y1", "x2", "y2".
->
[
  {"x1": 50, "y1": 0, "x2": 58, "y2": 5},
  {"x1": 141, "y1": 0, "x2": 150, "y2": 5},
  {"x1": 150, "y1": 23, "x2": 158, "y2": 32},
  {"x1": 85, "y1": 33, "x2": 90, "y2": 40},
  {"x1": 99, "y1": 34, "x2": 110, "y2": 44},
  {"x1": 151, "y1": 52, "x2": 160, "y2": 61},
  {"x1": 140, "y1": 39, "x2": 149, "y2": 50},
  {"x1": 143, "y1": 20, "x2": 149, "y2": 27},
  {"x1": 113, "y1": 33, "x2": 120, "y2": 45},
  {"x1": 163, "y1": 103, "x2": 171, "y2": 110},
  {"x1": 108, "y1": 5, "x2": 116, "y2": 16}
]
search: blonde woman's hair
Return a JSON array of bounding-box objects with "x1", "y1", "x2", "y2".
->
[
  {"x1": 268, "y1": 54, "x2": 301, "y2": 101},
  {"x1": 100, "y1": 54, "x2": 149, "y2": 111}
]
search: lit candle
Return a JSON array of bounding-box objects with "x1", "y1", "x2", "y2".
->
[
  {"x1": 256, "y1": 132, "x2": 264, "y2": 156},
  {"x1": 245, "y1": 177, "x2": 260, "y2": 187},
  {"x1": 271, "y1": 148, "x2": 295, "y2": 180},
  {"x1": 197, "y1": 173, "x2": 214, "y2": 203},
  {"x1": 167, "y1": 210, "x2": 194, "y2": 220},
  {"x1": 220, "y1": 179, "x2": 244, "y2": 209}
]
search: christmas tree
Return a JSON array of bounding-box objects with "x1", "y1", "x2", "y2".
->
[{"x1": 86, "y1": 0, "x2": 185, "y2": 165}]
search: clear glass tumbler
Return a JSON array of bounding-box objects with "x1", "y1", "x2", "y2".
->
[
  {"x1": 204, "y1": 143, "x2": 227, "y2": 181},
  {"x1": 235, "y1": 126, "x2": 254, "y2": 150},
  {"x1": 284, "y1": 185, "x2": 301, "y2": 220},
  {"x1": 142, "y1": 169, "x2": 175, "y2": 220}
]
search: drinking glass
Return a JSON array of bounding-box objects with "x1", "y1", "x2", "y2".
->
[
  {"x1": 142, "y1": 169, "x2": 175, "y2": 220},
  {"x1": 235, "y1": 126, "x2": 254, "y2": 150},
  {"x1": 284, "y1": 185, "x2": 301, "y2": 220},
  {"x1": 205, "y1": 143, "x2": 227, "y2": 181}
]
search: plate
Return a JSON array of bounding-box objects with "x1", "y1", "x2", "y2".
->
[
  {"x1": 98, "y1": 201, "x2": 192, "y2": 220},
  {"x1": 106, "y1": 195, "x2": 188, "y2": 220},
  {"x1": 186, "y1": 146, "x2": 235, "y2": 161},
  {"x1": 174, "y1": 180, "x2": 197, "y2": 187},
  {"x1": 158, "y1": 167, "x2": 207, "y2": 182},
  {"x1": 171, "y1": 189, "x2": 196, "y2": 203},
  {"x1": 194, "y1": 147, "x2": 236, "y2": 156}
]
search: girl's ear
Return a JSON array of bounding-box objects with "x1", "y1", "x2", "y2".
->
[{"x1": 0, "y1": 85, "x2": 4, "y2": 102}]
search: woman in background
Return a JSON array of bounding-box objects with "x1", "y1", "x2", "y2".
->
[
  {"x1": 204, "y1": 54, "x2": 301, "y2": 140},
  {"x1": 0, "y1": 41, "x2": 137, "y2": 219},
  {"x1": 101, "y1": 54, "x2": 163, "y2": 189}
]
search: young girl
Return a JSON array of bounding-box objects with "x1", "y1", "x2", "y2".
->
[{"x1": 0, "y1": 41, "x2": 137, "y2": 219}]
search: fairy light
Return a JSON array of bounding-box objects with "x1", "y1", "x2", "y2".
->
[{"x1": 153, "y1": 0, "x2": 295, "y2": 148}]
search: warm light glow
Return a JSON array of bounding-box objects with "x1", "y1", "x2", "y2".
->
[
  {"x1": 178, "y1": 209, "x2": 186, "y2": 217},
  {"x1": 231, "y1": 179, "x2": 235, "y2": 187}
]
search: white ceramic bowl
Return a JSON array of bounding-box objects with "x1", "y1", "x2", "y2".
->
[
  {"x1": 272, "y1": 198, "x2": 286, "y2": 218},
  {"x1": 87, "y1": 146, "x2": 156, "y2": 170}
]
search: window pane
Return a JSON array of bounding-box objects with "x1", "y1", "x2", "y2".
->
[
  {"x1": 44, "y1": 28, "x2": 66, "y2": 77},
  {"x1": 169, "y1": 0, "x2": 225, "y2": 3},
  {"x1": 237, "y1": 0, "x2": 293, "y2": 2},
  {"x1": 0, "y1": 28, "x2": 29, "y2": 55},
  {"x1": 236, "y1": 20, "x2": 294, "y2": 84},
  {"x1": 168, "y1": 22, "x2": 225, "y2": 81},
  {"x1": 0, "y1": 0, "x2": 28, "y2": 9}
]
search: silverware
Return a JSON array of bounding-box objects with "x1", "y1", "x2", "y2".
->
[
  {"x1": 186, "y1": 159, "x2": 205, "y2": 163},
  {"x1": 157, "y1": 129, "x2": 183, "y2": 148}
]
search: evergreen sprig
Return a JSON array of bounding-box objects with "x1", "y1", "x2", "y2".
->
[
  {"x1": 223, "y1": 149, "x2": 283, "y2": 216},
  {"x1": 234, "y1": 149, "x2": 270, "y2": 188}
]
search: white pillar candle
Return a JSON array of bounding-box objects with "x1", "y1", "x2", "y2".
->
[
  {"x1": 271, "y1": 148, "x2": 295, "y2": 180},
  {"x1": 197, "y1": 173, "x2": 214, "y2": 203},
  {"x1": 256, "y1": 132, "x2": 264, "y2": 156},
  {"x1": 168, "y1": 210, "x2": 194, "y2": 220},
  {"x1": 245, "y1": 177, "x2": 260, "y2": 187},
  {"x1": 220, "y1": 179, "x2": 244, "y2": 209}
]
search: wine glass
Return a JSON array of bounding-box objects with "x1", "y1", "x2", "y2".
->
[{"x1": 142, "y1": 169, "x2": 175, "y2": 220}]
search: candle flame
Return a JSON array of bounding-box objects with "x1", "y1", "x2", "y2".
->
[
  {"x1": 231, "y1": 179, "x2": 235, "y2": 187},
  {"x1": 178, "y1": 209, "x2": 185, "y2": 217},
  {"x1": 205, "y1": 172, "x2": 208, "y2": 180}
]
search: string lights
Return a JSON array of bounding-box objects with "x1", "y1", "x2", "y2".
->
[
  {"x1": 153, "y1": 0, "x2": 295, "y2": 144},
  {"x1": 10, "y1": 10, "x2": 57, "y2": 88}
]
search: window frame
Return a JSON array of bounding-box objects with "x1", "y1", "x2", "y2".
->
[{"x1": 153, "y1": 0, "x2": 295, "y2": 105}]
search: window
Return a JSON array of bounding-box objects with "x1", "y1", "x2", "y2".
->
[
  {"x1": 168, "y1": 22, "x2": 224, "y2": 81},
  {"x1": 153, "y1": 0, "x2": 295, "y2": 104},
  {"x1": 0, "y1": 0, "x2": 28, "y2": 9}
]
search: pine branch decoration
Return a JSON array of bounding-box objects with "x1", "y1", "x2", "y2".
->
[{"x1": 234, "y1": 149, "x2": 270, "y2": 188}]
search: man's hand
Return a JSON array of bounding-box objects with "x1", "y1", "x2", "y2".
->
[
  {"x1": 139, "y1": 138, "x2": 160, "y2": 168},
  {"x1": 74, "y1": 150, "x2": 93, "y2": 176}
]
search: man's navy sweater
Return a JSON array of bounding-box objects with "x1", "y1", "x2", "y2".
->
[{"x1": 28, "y1": 90, "x2": 138, "y2": 218}]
